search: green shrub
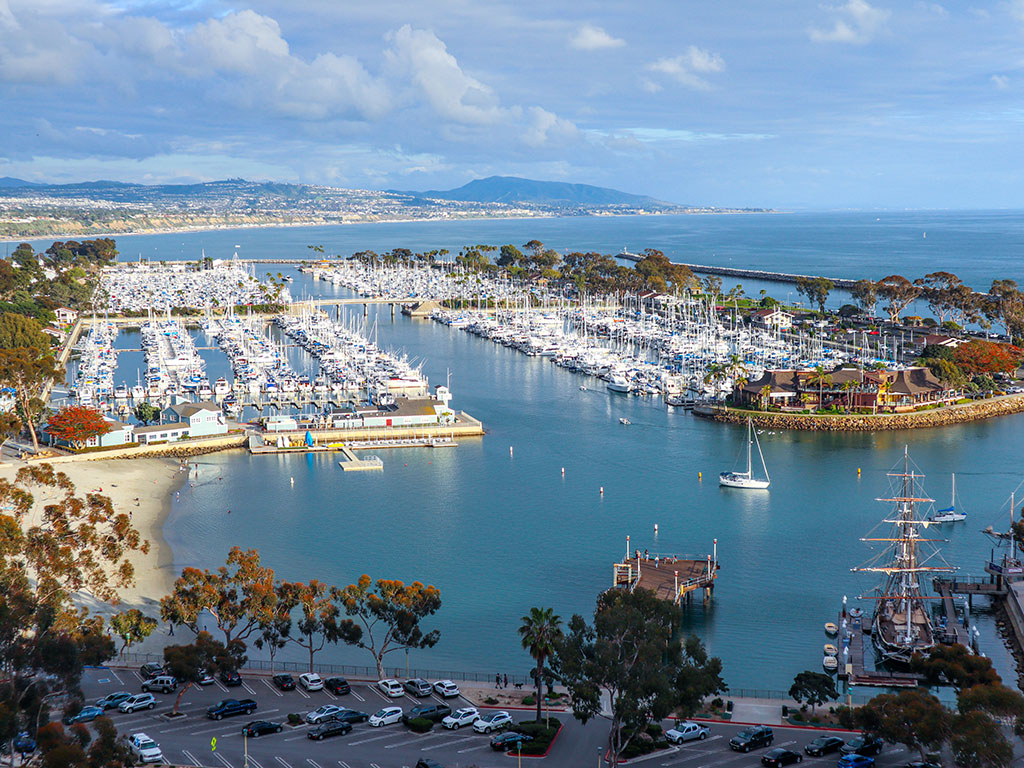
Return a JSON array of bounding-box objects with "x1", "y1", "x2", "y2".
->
[
  {"x1": 287, "y1": 713, "x2": 301, "y2": 725},
  {"x1": 522, "y1": 695, "x2": 536, "y2": 706},
  {"x1": 406, "y1": 717, "x2": 433, "y2": 733},
  {"x1": 484, "y1": 697, "x2": 498, "y2": 705}
]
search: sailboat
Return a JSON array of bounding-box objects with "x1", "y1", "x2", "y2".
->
[
  {"x1": 930, "y1": 474, "x2": 966, "y2": 523},
  {"x1": 853, "y1": 449, "x2": 957, "y2": 663},
  {"x1": 719, "y1": 419, "x2": 770, "y2": 489}
]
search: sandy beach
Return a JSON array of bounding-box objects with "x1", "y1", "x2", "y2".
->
[{"x1": 0, "y1": 457, "x2": 186, "y2": 622}]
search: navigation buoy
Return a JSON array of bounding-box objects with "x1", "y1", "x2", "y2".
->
[
  {"x1": 654, "y1": 524, "x2": 659, "y2": 534},
  {"x1": 561, "y1": 467, "x2": 565, "y2": 476},
  {"x1": 290, "y1": 477, "x2": 294, "y2": 485},
  {"x1": 600, "y1": 486, "x2": 604, "y2": 496},
  {"x1": 509, "y1": 446, "x2": 513, "y2": 457},
  {"x1": 698, "y1": 471, "x2": 702, "y2": 480},
  {"x1": 857, "y1": 467, "x2": 861, "y2": 476}
]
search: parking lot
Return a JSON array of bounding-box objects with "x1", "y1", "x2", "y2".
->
[{"x1": 80, "y1": 666, "x2": 946, "y2": 768}]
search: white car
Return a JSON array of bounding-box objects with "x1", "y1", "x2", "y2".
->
[
  {"x1": 433, "y1": 679, "x2": 460, "y2": 698},
  {"x1": 377, "y1": 679, "x2": 404, "y2": 698},
  {"x1": 368, "y1": 706, "x2": 403, "y2": 727},
  {"x1": 128, "y1": 733, "x2": 163, "y2": 764},
  {"x1": 442, "y1": 707, "x2": 479, "y2": 730},
  {"x1": 299, "y1": 672, "x2": 324, "y2": 691},
  {"x1": 305, "y1": 704, "x2": 345, "y2": 724},
  {"x1": 666, "y1": 721, "x2": 710, "y2": 744},
  {"x1": 473, "y1": 711, "x2": 513, "y2": 733},
  {"x1": 119, "y1": 693, "x2": 156, "y2": 713}
]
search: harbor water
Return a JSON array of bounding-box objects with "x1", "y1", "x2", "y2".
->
[{"x1": 58, "y1": 211, "x2": 1024, "y2": 690}]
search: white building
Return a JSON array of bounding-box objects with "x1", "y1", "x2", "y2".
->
[
  {"x1": 161, "y1": 401, "x2": 228, "y2": 437},
  {"x1": 751, "y1": 308, "x2": 794, "y2": 331}
]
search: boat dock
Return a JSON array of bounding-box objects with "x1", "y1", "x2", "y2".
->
[
  {"x1": 612, "y1": 539, "x2": 719, "y2": 605},
  {"x1": 836, "y1": 612, "x2": 921, "y2": 688}
]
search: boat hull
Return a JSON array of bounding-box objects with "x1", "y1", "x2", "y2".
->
[{"x1": 719, "y1": 472, "x2": 770, "y2": 489}]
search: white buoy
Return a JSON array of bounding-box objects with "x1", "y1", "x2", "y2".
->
[
  {"x1": 654, "y1": 524, "x2": 659, "y2": 534},
  {"x1": 290, "y1": 477, "x2": 294, "y2": 485},
  {"x1": 509, "y1": 446, "x2": 513, "y2": 457},
  {"x1": 561, "y1": 467, "x2": 565, "y2": 476},
  {"x1": 600, "y1": 486, "x2": 604, "y2": 496}
]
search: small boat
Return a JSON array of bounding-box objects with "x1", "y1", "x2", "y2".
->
[
  {"x1": 848, "y1": 607, "x2": 863, "y2": 620},
  {"x1": 930, "y1": 473, "x2": 966, "y2": 523},
  {"x1": 822, "y1": 655, "x2": 838, "y2": 672},
  {"x1": 720, "y1": 419, "x2": 770, "y2": 489},
  {"x1": 824, "y1": 644, "x2": 838, "y2": 656},
  {"x1": 619, "y1": 418, "x2": 631, "y2": 425},
  {"x1": 579, "y1": 385, "x2": 587, "y2": 391},
  {"x1": 824, "y1": 622, "x2": 838, "y2": 637},
  {"x1": 607, "y1": 375, "x2": 632, "y2": 394}
]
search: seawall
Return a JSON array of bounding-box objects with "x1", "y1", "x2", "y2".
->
[{"x1": 693, "y1": 394, "x2": 1024, "y2": 431}]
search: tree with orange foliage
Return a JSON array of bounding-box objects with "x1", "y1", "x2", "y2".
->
[
  {"x1": 953, "y1": 340, "x2": 1024, "y2": 376},
  {"x1": 335, "y1": 576, "x2": 441, "y2": 679},
  {"x1": 46, "y1": 405, "x2": 110, "y2": 450}
]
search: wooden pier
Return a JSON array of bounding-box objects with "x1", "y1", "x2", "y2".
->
[
  {"x1": 836, "y1": 612, "x2": 921, "y2": 688},
  {"x1": 612, "y1": 541, "x2": 718, "y2": 605}
]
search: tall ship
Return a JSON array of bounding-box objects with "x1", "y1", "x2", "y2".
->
[{"x1": 853, "y1": 449, "x2": 957, "y2": 663}]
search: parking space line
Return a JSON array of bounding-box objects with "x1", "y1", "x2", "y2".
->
[
  {"x1": 347, "y1": 732, "x2": 407, "y2": 746},
  {"x1": 323, "y1": 690, "x2": 337, "y2": 701},
  {"x1": 283, "y1": 732, "x2": 312, "y2": 742},
  {"x1": 109, "y1": 669, "x2": 123, "y2": 685},
  {"x1": 242, "y1": 682, "x2": 257, "y2": 695},
  {"x1": 214, "y1": 753, "x2": 233, "y2": 768},
  {"x1": 370, "y1": 763, "x2": 382, "y2": 768},
  {"x1": 276, "y1": 758, "x2": 294, "y2": 768},
  {"x1": 368, "y1": 687, "x2": 390, "y2": 702},
  {"x1": 249, "y1": 759, "x2": 264, "y2": 768},
  {"x1": 215, "y1": 681, "x2": 228, "y2": 693},
  {"x1": 262, "y1": 679, "x2": 283, "y2": 697},
  {"x1": 457, "y1": 744, "x2": 489, "y2": 754},
  {"x1": 337, "y1": 762, "x2": 351, "y2": 768},
  {"x1": 182, "y1": 749, "x2": 201, "y2": 767},
  {"x1": 296, "y1": 687, "x2": 310, "y2": 699},
  {"x1": 307, "y1": 761, "x2": 323, "y2": 768},
  {"x1": 385, "y1": 732, "x2": 447, "y2": 749},
  {"x1": 421, "y1": 734, "x2": 478, "y2": 751},
  {"x1": 350, "y1": 691, "x2": 365, "y2": 702}
]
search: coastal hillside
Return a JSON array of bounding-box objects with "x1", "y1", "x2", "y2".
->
[{"x1": 402, "y1": 175, "x2": 677, "y2": 207}]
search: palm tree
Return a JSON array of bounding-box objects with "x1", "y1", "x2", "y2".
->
[
  {"x1": 841, "y1": 379, "x2": 858, "y2": 412},
  {"x1": 518, "y1": 607, "x2": 562, "y2": 722},
  {"x1": 806, "y1": 365, "x2": 833, "y2": 411},
  {"x1": 759, "y1": 384, "x2": 772, "y2": 411}
]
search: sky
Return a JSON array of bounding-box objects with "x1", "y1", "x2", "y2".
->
[{"x1": 1, "y1": 0, "x2": 1023, "y2": 209}]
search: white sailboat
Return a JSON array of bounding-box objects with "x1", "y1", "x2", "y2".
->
[
  {"x1": 719, "y1": 419, "x2": 770, "y2": 489},
  {"x1": 930, "y1": 473, "x2": 966, "y2": 523}
]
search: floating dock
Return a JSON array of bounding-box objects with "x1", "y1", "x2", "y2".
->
[{"x1": 612, "y1": 538, "x2": 719, "y2": 605}]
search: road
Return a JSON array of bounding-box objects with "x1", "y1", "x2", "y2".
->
[{"x1": 80, "y1": 667, "x2": 924, "y2": 768}]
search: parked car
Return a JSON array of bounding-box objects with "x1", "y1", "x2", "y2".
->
[
  {"x1": 96, "y1": 691, "x2": 132, "y2": 710},
  {"x1": 63, "y1": 706, "x2": 104, "y2": 725},
  {"x1": 403, "y1": 703, "x2": 452, "y2": 724},
  {"x1": 378, "y1": 679, "x2": 404, "y2": 698},
  {"x1": 330, "y1": 709, "x2": 370, "y2": 725},
  {"x1": 139, "y1": 663, "x2": 163, "y2": 679},
  {"x1": 308, "y1": 720, "x2": 353, "y2": 741},
  {"x1": 666, "y1": 721, "x2": 709, "y2": 743},
  {"x1": 491, "y1": 731, "x2": 530, "y2": 752},
  {"x1": 805, "y1": 736, "x2": 845, "y2": 756},
  {"x1": 369, "y1": 707, "x2": 403, "y2": 727},
  {"x1": 473, "y1": 711, "x2": 513, "y2": 733},
  {"x1": 197, "y1": 671, "x2": 215, "y2": 686},
  {"x1": 12, "y1": 732, "x2": 35, "y2": 754},
  {"x1": 207, "y1": 699, "x2": 257, "y2": 720},
  {"x1": 219, "y1": 670, "x2": 242, "y2": 687},
  {"x1": 299, "y1": 673, "x2": 324, "y2": 691},
  {"x1": 242, "y1": 721, "x2": 283, "y2": 737},
  {"x1": 305, "y1": 705, "x2": 345, "y2": 724},
  {"x1": 837, "y1": 756, "x2": 875, "y2": 768},
  {"x1": 442, "y1": 707, "x2": 480, "y2": 730},
  {"x1": 404, "y1": 678, "x2": 432, "y2": 697},
  {"x1": 905, "y1": 763, "x2": 940, "y2": 768},
  {"x1": 272, "y1": 674, "x2": 296, "y2": 691},
  {"x1": 127, "y1": 733, "x2": 162, "y2": 764},
  {"x1": 762, "y1": 748, "x2": 803, "y2": 767},
  {"x1": 415, "y1": 760, "x2": 444, "y2": 768},
  {"x1": 729, "y1": 725, "x2": 774, "y2": 752},
  {"x1": 119, "y1": 693, "x2": 156, "y2": 713},
  {"x1": 141, "y1": 675, "x2": 177, "y2": 694},
  {"x1": 841, "y1": 736, "x2": 884, "y2": 757},
  {"x1": 325, "y1": 677, "x2": 351, "y2": 695},
  {"x1": 433, "y1": 680, "x2": 460, "y2": 698}
]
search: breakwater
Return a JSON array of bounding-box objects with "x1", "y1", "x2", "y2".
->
[
  {"x1": 694, "y1": 394, "x2": 1024, "y2": 431},
  {"x1": 614, "y1": 251, "x2": 856, "y2": 288}
]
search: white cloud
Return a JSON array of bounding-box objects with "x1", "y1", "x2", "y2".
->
[
  {"x1": 569, "y1": 24, "x2": 625, "y2": 51},
  {"x1": 647, "y1": 46, "x2": 724, "y2": 90},
  {"x1": 810, "y1": 0, "x2": 891, "y2": 44},
  {"x1": 1011, "y1": 0, "x2": 1024, "y2": 22},
  {"x1": 992, "y1": 74, "x2": 1010, "y2": 89}
]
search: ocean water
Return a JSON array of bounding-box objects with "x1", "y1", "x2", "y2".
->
[{"x1": 55, "y1": 211, "x2": 1024, "y2": 689}]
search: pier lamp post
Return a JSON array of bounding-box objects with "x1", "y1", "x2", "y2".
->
[
  {"x1": 243, "y1": 730, "x2": 248, "y2": 768},
  {"x1": 517, "y1": 740, "x2": 522, "y2": 768}
]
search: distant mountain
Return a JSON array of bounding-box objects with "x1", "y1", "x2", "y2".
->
[
  {"x1": 0, "y1": 177, "x2": 38, "y2": 188},
  {"x1": 398, "y1": 176, "x2": 675, "y2": 207}
]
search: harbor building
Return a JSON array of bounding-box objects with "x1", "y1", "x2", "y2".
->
[{"x1": 161, "y1": 401, "x2": 228, "y2": 437}]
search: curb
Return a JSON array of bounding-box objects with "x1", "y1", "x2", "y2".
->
[
  {"x1": 504, "y1": 723, "x2": 564, "y2": 759},
  {"x1": 692, "y1": 717, "x2": 857, "y2": 732}
]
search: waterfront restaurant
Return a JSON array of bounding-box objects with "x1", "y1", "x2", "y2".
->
[{"x1": 738, "y1": 366, "x2": 962, "y2": 412}]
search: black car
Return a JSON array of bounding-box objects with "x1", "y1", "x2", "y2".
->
[
  {"x1": 841, "y1": 736, "x2": 884, "y2": 757},
  {"x1": 805, "y1": 736, "x2": 845, "y2": 756},
  {"x1": 272, "y1": 674, "x2": 295, "y2": 691},
  {"x1": 330, "y1": 709, "x2": 370, "y2": 724},
  {"x1": 220, "y1": 670, "x2": 242, "y2": 687},
  {"x1": 404, "y1": 678, "x2": 432, "y2": 697},
  {"x1": 403, "y1": 703, "x2": 453, "y2": 724},
  {"x1": 905, "y1": 763, "x2": 940, "y2": 768},
  {"x1": 242, "y1": 721, "x2": 283, "y2": 737},
  {"x1": 140, "y1": 662, "x2": 163, "y2": 679},
  {"x1": 730, "y1": 726, "x2": 774, "y2": 752},
  {"x1": 491, "y1": 732, "x2": 530, "y2": 752},
  {"x1": 207, "y1": 698, "x2": 258, "y2": 720},
  {"x1": 761, "y1": 748, "x2": 803, "y2": 767},
  {"x1": 415, "y1": 760, "x2": 444, "y2": 768},
  {"x1": 308, "y1": 720, "x2": 353, "y2": 741},
  {"x1": 325, "y1": 677, "x2": 351, "y2": 695}
]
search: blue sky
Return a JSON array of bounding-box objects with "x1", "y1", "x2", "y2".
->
[{"x1": 1, "y1": 0, "x2": 1023, "y2": 208}]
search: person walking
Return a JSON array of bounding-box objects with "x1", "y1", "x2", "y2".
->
[
  {"x1": 495, "y1": 672, "x2": 501, "y2": 689},
  {"x1": 503, "y1": 673, "x2": 508, "y2": 689}
]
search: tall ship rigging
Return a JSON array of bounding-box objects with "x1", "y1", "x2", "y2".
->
[{"x1": 853, "y1": 449, "x2": 957, "y2": 663}]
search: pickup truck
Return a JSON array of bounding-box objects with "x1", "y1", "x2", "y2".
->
[{"x1": 207, "y1": 699, "x2": 257, "y2": 720}]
